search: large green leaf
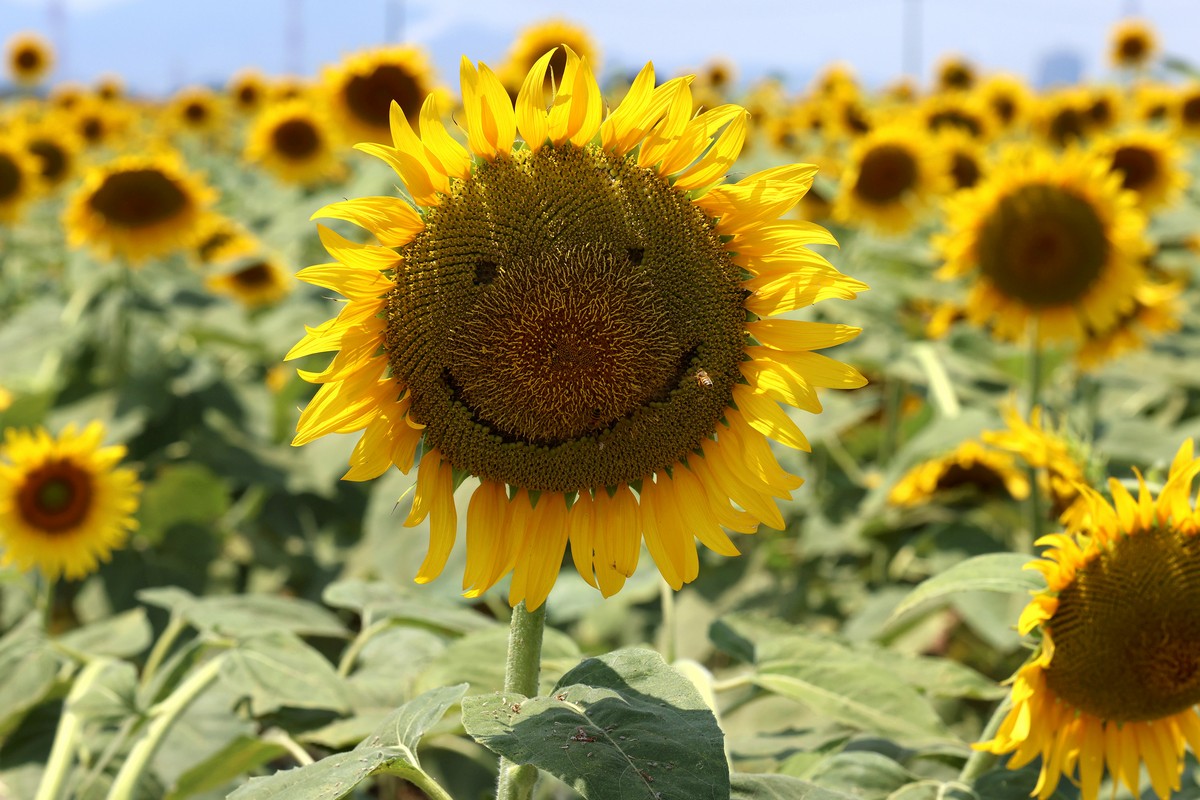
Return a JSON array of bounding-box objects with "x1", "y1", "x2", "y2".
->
[
  {"x1": 884, "y1": 553, "x2": 1042, "y2": 629},
  {"x1": 57, "y1": 608, "x2": 152, "y2": 659},
  {"x1": 139, "y1": 588, "x2": 346, "y2": 639},
  {"x1": 462, "y1": 648, "x2": 729, "y2": 800},
  {"x1": 220, "y1": 632, "x2": 351, "y2": 716},
  {"x1": 416, "y1": 624, "x2": 581, "y2": 696},
  {"x1": 227, "y1": 684, "x2": 466, "y2": 800},
  {"x1": 322, "y1": 579, "x2": 492, "y2": 634},
  {"x1": 165, "y1": 736, "x2": 286, "y2": 800},
  {"x1": 800, "y1": 752, "x2": 917, "y2": 799},
  {"x1": 0, "y1": 614, "x2": 63, "y2": 736},
  {"x1": 887, "y1": 781, "x2": 979, "y2": 800}
]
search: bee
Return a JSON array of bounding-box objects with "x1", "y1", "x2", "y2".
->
[{"x1": 695, "y1": 369, "x2": 714, "y2": 389}]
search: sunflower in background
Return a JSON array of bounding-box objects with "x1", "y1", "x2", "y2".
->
[
  {"x1": 0, "y1": 422, "x2": 141, "y2": 581},
  {"x1": 934, "y1": 54, "x2": 976, "y2": 93},
  {"x1": 498, "y1": 19, "x2": 600, "y2": 97},
  {"x1": 936, "y1": 128, "x2": 986, "y2": 193},
  {"x1": 244, "y1": 100, "x2": 344, "y2": 186},
  {"x1": 94, "y1": 74, "x2": 124, "y2": 102},
  {"x1": 167, "y1": 85, "x2": 225, "y2": 138},
  {"x1": 287, "y1": 48, "x2": 867, "y2": 609},
  {"x1": 64, "y1": 151, "x2": 215, "y2": 264},
  {"x1": 978, "y1": 440, "x2": 1200, "y2": 800},
  {"x1": 0, "y1": 138, "x2": 38, "y2": 222},
  {"x1": 984, "y1": 405, "x2": 1092, "y2": 527},
  {"x1": 976, "y1": 73, "x2": 1030, "y2": 133},
  {"x1": 888, "y1": 440, "x2": 1030, "y2": 507},
  {"x1": 936, "y1": 144, "x2": 1150, "y2": 344},
  {"x1": 50, "y1": 82, "x2": 87, "y2": 112},
  {"x1": 1093, "y1": 128, "x2": 1188, "y2": 212},
  {"x1": 228, "y1": 69, "x2": 268, "y2": 114},
  {"x1": 191, "y1": 212, "x2": 258, "y2": 267},
  {"x1": 1080, "y1": 84, "x2": 1123, "y2": 135},
  {"x1": 1132, "y1": 82, "x2": 1174, "y2": 124},
  {"x1": 18, "y1": 117, "x2": 82, "y2": 192},
  {"x1": 5, "y1": 32, "x2": 53, "y2": 86},
  {"x1": 833, "y1": 123, "x2": 948, "y2": 234},
  {"x1": 323, "y1": 45, "x2": 437, "y2": 145},
  {"x1": 1109, "y1": 17, "x2": 1158, "y2": 70},
  {"x1": 921, "y1": 92, "x2": 991, "y2": 140},
  {"x1": 207, "y1": 255, "x2": 293, "y2": 308},
  {"x1": 1176, "y1": 83, "x2": 1200, "y2": 137},
  {"x1": 1035, "y1": 89, "x2": 1090, "y2": 148},
  {"x1": 1077, "y1": 278, "x2": 1183, "y2": 371}
]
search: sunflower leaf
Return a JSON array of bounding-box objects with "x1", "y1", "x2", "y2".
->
[{"x1": 884, "y1": 552, "x2": 1043, "y2": 629}]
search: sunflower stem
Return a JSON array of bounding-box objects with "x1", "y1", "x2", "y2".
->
[
  {"x1": 105, "y1": 654, "x2": 225, "y2": 800},
  {"x1": 1026, "y1": 328, "x2": 1045, "y2": 546},
  {"x1": 496, "y1": 601, "x2": 546, "y2": 800},
  {"x1": 138, "y1": 615, "x2": 186, "y2": 691},
  {"x1": 880, "y1": 375, "x2": 905, "y2": 464},
  {"x1": 35, "y1": 659, "x2": 112, "y2": 800},
  {"x1": 958, "y1": 695, "x2": 1012, "y2": 785},
  {"x1": 39, "y1": 574, "x2": 57, "y2": 634}
]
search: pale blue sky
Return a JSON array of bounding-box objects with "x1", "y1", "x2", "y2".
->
[{"x1": 2, "y1": 0, "x2": 1198, "y2": 96}]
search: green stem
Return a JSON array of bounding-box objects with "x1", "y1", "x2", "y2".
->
[
  {"x1": 139, "y1": 615, "x2": 186, "y2": 691},
  {"x1": 105, "y1": 655, "x2": 226, "y2": 800},
  {"x1": 658, "y1": 578, "x2": 677, "y2": 664},
  {"x1": 958, "y1": 696, "x2": 1012, "y2": 785},
  {"x1": 1026, "y1": 328, "x2": 1045, "y2": 546},
  {"x1": 495, "y1": 601, "x2": 546, "y2": 800},
  {"x1": 35, "y1": 660, "x2": 112, "y2": 800},
  {"x1": 390, "y1": 766, "x2": 456, "y2": 800},
  {"x1": 880, "y1": 375, "x2": 905, "y2": 464},
  {"x1": 39, "y1": 574, "x2": 56, "y2": 634}
]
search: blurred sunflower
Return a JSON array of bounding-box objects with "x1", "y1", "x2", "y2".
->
[
  {"x1": 921, "y1": 93, "x2": 990, "y2": 140},
  {"x1": 937, "y1": 129, "x2": 986, "y2": 192},
  {"x1": 1133, "y1": 82, "x2": 1174, "y2": 124},
  {"x1": 984, "y1": 405, "x2": 1091, "y2": 527},
  {"x1": 1081, "y1": 85, "x2": 1123, "y2": 134},
  {"x1": 287, "y1": 49, "x2": 867, "y2": 609},
  {"x1": 324, "y1": 45, "x2": 436, "y2": 145},
  {"x1": 5, "y1": 32, "x2": 53, "y2": 86},
  {"x1": 1077, "y1": 278, "x2": 1182, "y2": 371},
  {"x1": 0, "y1": 139, "x2": 38, "y2": 222},
  {"x1": 1109, "y1": 17, "x2": 1158, "y2": 70},
  {"x1": 192, "y1": 212, "x2": 258, "y2": 266},
  {"x1": 229, "y1": 69, "x2": 268, "y2": 114},
  {"x1": 978, "y1": 74, "x2": 1031, "y2": 132},
  {"x1": 64, "y1": 152, "x2": 215, "y2": 264},
  {"x1": 244, "y1": 100, "x2": 343, "y2": 186},
  {"x1": 168, "y1": 86, "x2": 224, "y2": 137},
  {"x1": 824, "y1": 88, "x2": 874, "y2": 139},
  {"x1": 207, "y1": 255, "x2": 292, "y2": 308},
  {"x1": 50, "y1": 82, "x2": 87, "y2": 112},
  {"x1": 1036, "y1": 90, "x2": 1090, "y2": 148},
  {"x1": 936, "y1": 145, "x2": 1149, "y2": 344},
  {"x1": 888, "y1": 440, "x2": 1030, "y2": 507},
  {"x1": 934, "y1": 54, "x2": 976, "y2": 93},
  {"x1": 978, "y1": 440, "x2": 1200, "y2": 800},
  {"x1": 95, "y1": 74, "x2": 123, "y2": 102},
  {"x1": 0, "y1": 422, "x2": 141, "y2": 581},
  {"x1": 71, "y1": 99, "x2": 124, "y2": 148},
  {"x1": 1094, "y1": 128, "x2": 1187, "y2": 212},
  {"x1": 20, "y1": 118, "x2": 81, "y2": 191},
  {"x1": 833, "y1": 124, "x2": 947, "y2": 234},
  {"x1": 499, "y1": 19, "x2": 600, "y2": 96},
  {"x1": 1177, "y1": 83, "x2": 1200, "y2": 137}
]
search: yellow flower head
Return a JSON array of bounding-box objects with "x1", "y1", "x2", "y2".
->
[
  {"x1": 206, "y1": 255, "x2": 293, "y2": 308},
  {"x1": 934, "y1": 54, "x2": 976, "y2": 93},
  {"x1": 0, "y1": 422, "x2": 141, "y2": 581},
  {"x1": 1076, "y1": 277, "x2": 1183, "y2": 371},
  {"x1": 980, "y1": 439, "x2": 1200, "y2": 800},
  {"x1": 936, "y1": 144, "x2": 1150, "y2": 345},
  {"x1": 1093, "y1": 127, "x2": 1188, "y2": 212},
  {"x1": 1176, "y1": 82, "x2": 1200, "y2": 137},
  {"x1": 0, "y1": 137, "x2": 39, "y2": 222},
  {"x1": 1109, "y1": 17, "x2": 1158, "y2": 69},
  {"x1": 499, "y1": 19, "x2": 600, "y2": 96},
  {"x1": 64, "y1": 152, "x2": 216, "y2": 264},
  {"x1": 5, "y1": 32, "x2": 53, "y2": 86},
  {"x1": 18, "y1": 115, "x2": 82, "y2": 191},
  {"x1": 833, "y1": 122, "x2": 949, "y2": 234},
  {"x1": 229, "y1": 69, "x2": 268, "y2": 113},
  {"x1": 888, "y1": 439, "x2": 1030, "y2": 507},
  {"x1": 167, "y1": 85, "x2": 225, "y2": 136},
  {"x1": 244, "y1": 99, "x2": 344, "y2": 186},
  {"x1": 323, "y1": 45, "x2": 437, "y2": 145},
  {"x1": 191, "y1": 212, "x2": 259, "y2": 266},
  {"x1": 287, "y1": 48, "x2": 867, "y2": 610},
  {"x1": 977, "y1": 73, "x2": 1031, "y2": 132}
]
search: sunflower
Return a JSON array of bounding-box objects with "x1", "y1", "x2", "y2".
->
[
  {"x1": 324, "y1": 45, "x2": 436, "y2": 145},
  {"x1": 206, "y1": 255, "x2": 292, "y2": 308},
  {"x1": 95, "y1": 74, "x2": 124, "y2": 102},
  {"x1": 1081, "y1": 85, "x2": 1123, "y2": 134},
  {"x1": 921, "y1": 93, "x2": 991, "y2": 140},
  {"x1": 287, "y1": 49, "x2": 867, "y2": 609},
  {"x1": 936, "y1": 129, "x2": 986, "y2": 193},
  {"x1": 64, "y1": 152, "x2": 215, "y2": 264},
  {"x1": 888, "y1": 440, "x2": 1030, "y2": 507},
  {"x1": 1133, "y1": 82, "x2": 1175, "y2": 125},
  {"x1": 1077, "y1": 278, "x2": 1182, "y2": 370},
  {"x1": 935, "y1": 54, "x2": 976, "y2": 93},
  {"x1": 833, "y1": 123, "x2": 948, "y2": 234},
  {"x1": 984, "y1": 405, "x2": 1092, "y2": 528},
  {"x1": 935, "y1": 144, "x2": 1149, "y2": 344},
  {"x1": 1035, "y1": 90, "x2": 1090, "y2": 148},
  {"x1": 977, "y1": 74, "x2": 1031, "y2": 132},
  {"x1": 0, "y1": 138, "x2": 38, "y2": 222},
  {"x1": 499, "y1": 19, "x2": 600, "y2": 96},
  {"x1": 5, "y1": 32, "x2": 53, "y2": 86},
  {"x1": 71, "y1": 98, "x2": 124, "y2": 149},
  {"x1": 823, "y1": 88, "x2": 874, "y2": 140},
  {"x1": 192, "y1": 212, "x2": 258, "y2": 266},
  {"x1": 244, "y1": 100, "x2": 344, "y2": 186},
  {"x1": 50, "y1": 82, "x2": 87, "y2": 112},
  {"x1": 1109, "y1": 17, "x2": 1158, "y2": 70},
  {"x1": 978, "y1": 439, "x2": 1200, "y2": 800},
  {"x1": 1094, "y1": 128, "x2": 1188, "y2": 212},
  {"x1": 229, "y1": 69, "x2": 268, "y2": 114},
  {"x1": 19, "y1": 118, "x2": 81, "y2": 191},
  {"x1": 0, "y1": 422, "x2": 141, "y2": 581},
  {"x1": 1177, "y1": 83, "x2": 1200, "y2": 137},
  {"x1": 168, "y1": 86, "x2": 224, "y2": 137}
]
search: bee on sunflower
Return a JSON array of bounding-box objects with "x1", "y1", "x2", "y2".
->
[{"x1": 287, "y1": 49, "x2": 867, "y2": 609}]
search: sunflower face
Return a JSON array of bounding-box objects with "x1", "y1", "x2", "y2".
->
[
  {"x1": 854, "y1": 145, "x2": 916, "y2": 204},
  {"x1": 207, "y1": 257, "x2": 292, "y2": 307},
  {"x1": 6, "y1": 33, "x2": 53, "y2": 85},
  {"x1": 64, "y1": 154, "x2": 214, "y2": 263},
  {"x1": 246, "y1": 101, "x2": 342, "y2": 185},
  {"x1": 289, "y1": 49, "x2": 866, "y2": 608},
  {"x1": 834, "y1": 126, "x2": 944, "y2": 233},
  {"x1": 1110, "y1": 18, "x2": 1158, "y2": 69},
  {"x1": 326, "y1": 46, "x2": 435, "y2": 144},
  {"x1": 936, "y1": 56, "x2": 975, "y2": 92},
  {"x1": 500, "y1": 19, "x2": 600, "y2": 94},
  {"x1": 0, "y1": 143, "x2": 35, "y2": 222},
  {"x1": 938, "y1": 147, "x2": 1148, "y2": 344},
  {"x1": 981, "y1": 440, "x2": 1200, "y2": 800},
  {"x1": 1097, "y1": 130, "x2": 1186, "y2": 212},
  {"x1": 0, "y1": 422, "x2": 141, "y2": 581},
  {"x1": 888, "y1": 441, "x2": 1029, "y2": 507},
  {"x1": 388, "y1": 145, "x2": 745, "y2": 493}
]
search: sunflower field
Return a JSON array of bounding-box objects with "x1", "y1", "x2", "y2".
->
[{"x1": 4, "y1": 12, "x2": 1200, "y2": 800}]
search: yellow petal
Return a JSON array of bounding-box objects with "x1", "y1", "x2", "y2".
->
[
  {"x1": 515, "y1": 49, "x2": 555, "y2": 153},
  {"x1": 672, "y1": 110, "x2": 748, "y2": 191},
  {"x1": 567, "y1": 491, "x2": 597, "y2": 589},
  {"x1": 415, "y1": 454, "x2": 457, "y2": 584},
  {"x1": 746, "y1": 319, "x2": 862, "y2": 352},
  {"x1": 316, "y1": 223, "x2": 402, "y2": 273},
  {"x1": 419, "y1": 94, "x2": 471, "y2": 180},
  {"x1": 732, "y1": 383, "x2": 811, "y2": 451},
  {"x1": 311, "y1": 196, "x2": 425, "y2": 248}
]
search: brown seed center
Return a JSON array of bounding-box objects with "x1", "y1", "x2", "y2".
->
[
  {"x1": 1111, "y1": 145, "x2": 1158, "y2": 192},
  {"x1": 271, "y1": 118, "x2": 321, "y2": 160},
  {"x1": 854, "y1": 144, "x2": 918, "y2": 204},
  {"x1": 16, "y1": 460, "x2": 94, "y2": 533},
  {"x1": 344, "y1": 63, "x2": 423, "y2": 127},
  {"x1": 88, "y1": 168, "x2": 189, "y2": 228}
]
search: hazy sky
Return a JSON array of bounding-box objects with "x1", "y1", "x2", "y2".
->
[{"x1": 2, "y1": 0, "x2": 1197, "y2": 96}]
